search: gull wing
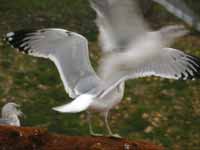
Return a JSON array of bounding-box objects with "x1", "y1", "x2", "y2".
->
[
  {"x1": 90, "y1": 0, "x2": 196, "y2": 97},
  {"x1": 99, "y1": 25, "x2": 189, "y2": 80},
  {"x1": 153, "y1": 0, "x2": 200, "y2": 31},
  {"x1": 90, "y1": 0, "x2": 149, "y2": 52},
  {"x1": 99, "y1": 47, "x2": 200, "y2": 98},
  {"x1": 97, "y1": 25, "x2": 200, "y2": 97},
  {"x1": 127, "y1": 48, "x2": 200, "y2": 80},
  {"x1": 5, "y1": 29, "x2": 100, "y2": 98}
]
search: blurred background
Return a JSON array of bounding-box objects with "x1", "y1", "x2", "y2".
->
[{"x1": 0, "y1": 0, "x2": 200, "y2": 149}]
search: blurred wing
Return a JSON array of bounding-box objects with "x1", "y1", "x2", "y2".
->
[
  {"x1": 5, "y1": 29, "x2": 100, "y2": 98},
  {"x1": 90, "y1": 0, "x2": 149, "y2": 52},
  {"x1": 99, "y1": 47, "x2": 200, "y2": 98},
  {"x1": 127, "y1": 48, "x2": 200, "y2": 80},
  {"x1": 99, "y1": 25, "x2": 188, "y2": 79},
  {"x1": 100, "y1": 45, "x2": 200, "y2": 97},
  {"x1": 153, "y1": 0, "x2": 200, "y2": 31}
]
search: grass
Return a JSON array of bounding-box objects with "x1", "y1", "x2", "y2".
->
[{"x1": 0, "y1": 0, "x2": 200, "y2": 150}]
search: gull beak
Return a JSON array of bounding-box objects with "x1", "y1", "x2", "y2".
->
[
  {"x1": 14, "y1": 103, "x2": 21, "y2": 108},
  {"x1": 18, "y1": 111, "x2": 26, "y2": 118},
  {"x1": 14, "y1": 104, "x2": 25, "y2": 118}
]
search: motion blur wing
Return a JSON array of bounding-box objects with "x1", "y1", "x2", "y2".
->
[
  {"x1": 127, "y1": 48, "x2": 200, "y2": 80},
  {"x1": 98, "y1": 25, "x2": 199, "y2": 98},
  {"x1": 90, "y1": 0, "x2": 149, "y2": 52},
  {"x1": 153, "y1": 0, "x2": 200, "y2": 31}
]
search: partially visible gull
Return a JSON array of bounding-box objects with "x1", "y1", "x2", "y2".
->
[
  {"x1": 4, "y1": 0, "x2": 200, "y2": 137},
  {"x1": 0, "y1": 103, "x2": 23, "y2": 127},
  {"x1": 152, "y1": 0, "x2": 200, "y2": 31}
]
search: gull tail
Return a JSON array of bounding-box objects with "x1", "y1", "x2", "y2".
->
[{"x1": 52, "y1": 94, "x2": 94, "y2": 113}]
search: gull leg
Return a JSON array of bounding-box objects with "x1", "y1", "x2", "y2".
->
[
  {"x1": 103, "y1": 111, "x2": 121, "y2": 138},
  {"x1": 87, "y1": 111, "x2": 103, "y2": 136}
]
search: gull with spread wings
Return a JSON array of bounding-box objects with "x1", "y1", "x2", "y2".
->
[{"x1": 5, "y1": 0, "x2": 200, "y2": 137}]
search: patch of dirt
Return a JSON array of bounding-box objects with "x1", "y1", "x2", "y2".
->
[{"x1": 0, "y1": 125, "x2": 164, "y2": 150}]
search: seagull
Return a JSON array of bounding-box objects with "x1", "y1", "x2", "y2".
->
[
  {"x1": 152, "y1": 0, "x2": 200, "y2": 31},
  {"x1": 4, "y1": 0, "x2": 200, "y2": 137},
  {"x1": 0, "y1": 103, "x2": 23, "y2": 126}
]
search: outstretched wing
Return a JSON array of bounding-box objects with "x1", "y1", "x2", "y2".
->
[
  {"x1": 99, "y1": 24, "x2": 189, "y2": 79},
  {"x1": 99, "y1": 47, "x2": 200, "y2": 98},
  {"x1": 153, "y1": 0, "x2": 200, "y2": 31},
  {"x1": 5, "y1": 28, "x2": 100, "y2": 98},
  {"x1": 96, "y1": 20, "x2": 200, "y2": 97},
  {"x1": 90, "y1": 0, "x2": 149, "y2": 52},
  {"x1": 127, "y1": 48, "x2": 200, "y2": 80},
  {"x1": 90, "y1": 0, "x2": 197, "y2": 98}
]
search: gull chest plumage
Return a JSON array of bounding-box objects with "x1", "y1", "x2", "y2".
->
[
  {"x1": 5, "y1": 0, "x2": 200, "y2": 137},
  {"x1": 2, "y1": 114, "x2": 20, "y2": 126}
]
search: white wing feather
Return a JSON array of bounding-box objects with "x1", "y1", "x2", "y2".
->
[
  {"x1": 90, "y1": 0, "x2": 149, "y2": 52},
  {"x1": 5, "y1": 29, "x2": 100, "y2": 98}
]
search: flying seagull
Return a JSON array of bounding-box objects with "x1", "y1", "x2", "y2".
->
[
  {"x1": 0, "y1": 103, "x2": 23, "y2": 126},
  {"x1": 4, "y1": 0, "x2": 200, "y2": 137},
  {"x1": 152, "y1": 0, "x2": 200, "y2": 31}
]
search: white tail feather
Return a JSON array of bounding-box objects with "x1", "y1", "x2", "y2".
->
[{"x1": 52, "y1": 94, "x2": 94, "y2": 113}]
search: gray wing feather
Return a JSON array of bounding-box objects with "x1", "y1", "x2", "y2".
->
[
  {"x1": 90, "y1": 0, "x2": 149, "y2": 52},
  {"x1": 98, "y1": 47, "x2": 200, "y2": 98},
  {"x1": 93, "y1": 0, "x2": 191, "y2": 97},
  {"x1": 5, "y1": 29, "x2": 100, "y2": 98},
  {"x1": 127, "y1": 48, "x2": 200, "y2": 80},
  {"x1": 153, "y1": 0, "x2": 200, "y2": 31}
]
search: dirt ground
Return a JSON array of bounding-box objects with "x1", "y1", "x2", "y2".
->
[{"x1": 0, "y1": 125, "x2": 164, "y2": 150}]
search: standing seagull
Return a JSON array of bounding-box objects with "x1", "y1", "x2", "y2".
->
[
  {"x1": 0, "y1": 103, "x2": 23, "y2": 126},
  {"x1": 4, "y1": 0, "x2": 200, "y2": 137}
]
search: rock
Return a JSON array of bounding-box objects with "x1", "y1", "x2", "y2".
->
[{"x1": 0, "y1": 125, "x2": 164, "y2": 150}]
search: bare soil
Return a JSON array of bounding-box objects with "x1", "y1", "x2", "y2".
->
[{"x1": 0, "y1": 125, "x2": 164, "y2": 150}]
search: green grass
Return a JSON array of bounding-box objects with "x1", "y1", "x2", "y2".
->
[{"x1": 0, "y1": 1, "x2": 200, "y2": 150}]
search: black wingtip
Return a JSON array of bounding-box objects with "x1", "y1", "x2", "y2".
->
[
  {"x1": 179, "y1": 54, "x2": 200, "y2": 80},
  {"x1": 4, "y1": 29, "x2": 37, "y2": 54}
]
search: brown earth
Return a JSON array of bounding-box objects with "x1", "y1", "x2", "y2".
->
[{"x1": 0, "y1": 125, "x2": 164, "y2": 150}]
